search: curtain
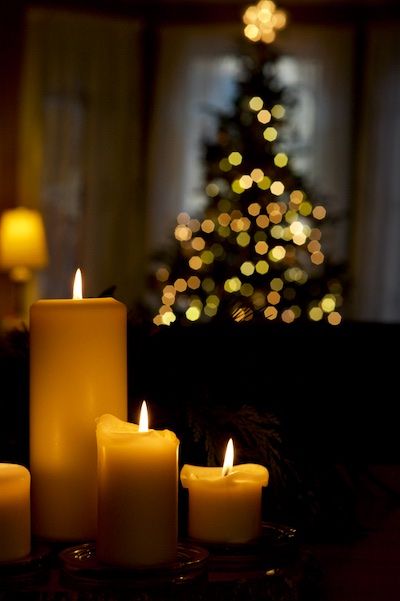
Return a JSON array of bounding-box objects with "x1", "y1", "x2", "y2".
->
[
  {"x1": 18, "y1": 9, "x2": 144, "y2": 305},
  {"x1": 351, "y1": 24, "x2": 400, "y2": 322}
]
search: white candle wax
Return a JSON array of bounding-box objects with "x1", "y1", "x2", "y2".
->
[
  {"x1": 181, "y1": 444, "x2": 269, "y2": 544},
  {"x1": 0, "y1": 464, "x2": 31, "y2": 562},
  {"x1": 29, "y1": 282, "x2": 127, "y2": 541},
  {"x1": 96, "y1": 411, "x2": 179, "y2": 567}
]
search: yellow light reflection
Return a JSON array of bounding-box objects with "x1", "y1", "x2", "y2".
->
[
  {"x1": 263, "y1": 127, "x2": 278, "y2": 141},
  {"x1": 328, "y1": 311, "x2": 342, "y2": 326},
  {"x1": 187, "y1": 276, "x2": 201, "y2": 289},
  {"x1": 313, "y1": 205, "x2": 326, "y2": 220},
  {"x1": 248, "y1": 202, "x2": 261, "y2": 216},
  {"x1": 270, "y1": 181, "x2": 285, "y2": 196},
  {"x1": 249, "y1": 96, "x2": 263, "y2": 111},
  {"x1": 256, "y1": 214, "x2": 269, "y2": 228},
  {"x1": 250, "y1": 168, "x2": 264, "y2": 182},
  {"x1": 256, "y1": 260, "x2": 269, "y2": 274},
  {"x1": 201, "y1": 219, "x2": 215, "y2": 234},
  {"x1": 228, "y1": 151, "x2": 243, "y2": 166},
  {"x1": 264, "y1": 306, "x2": 278, "y2": 320},
  {"x1": 255, "y1": 240, "x2": 269, "y2": 255},
  {"x1": 271, "y1": 104, "x2": 286, "y2": 119},
  {"x1": 189, "y1": 256, "x2": 202, "y2": 270},
  {"x1": 309, "y1": 307, "x2": 323, "y2": 321},
  {"x1": 237, "y1": 232, "x2": 251, "y2": 247},
  {"x1": 274, "y1": 153, "x2": 288, "y2": 167},
  {"x1": 257, "y1": 109, "x2": 271, "y2": 124},
  {"x1": 186, "y1": 306, "x2": 201, "y2": 321},
  {"x1": 240, "y1": 261, "x2": 255, "y2": 276}
]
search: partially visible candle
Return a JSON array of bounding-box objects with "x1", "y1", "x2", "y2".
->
[
  {"x1": 29, "y1": 269, "x2": 127, "y2": 541},
  {"x1": 0, "y1": 464, "x2": 31, "y2": 562},
  {"x1": 96, "y1": 404, "x2": 179, "y2": 567},
  {"x1": 180, "y1": 439, "x2": 269, "y2": 544}
]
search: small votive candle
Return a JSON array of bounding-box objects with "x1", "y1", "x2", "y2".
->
[
  {"x1": 0, "y1": 464, "x2": 31, "y2": 562},
  {"x1": 180, "y1": 439, "x2": 269, "y2": 544}
]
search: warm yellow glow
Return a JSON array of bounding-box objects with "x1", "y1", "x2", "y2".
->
[
  {"x1": 186, "y1": 306, "x2": 201, "y2": 321},
  {"x1": 267, "y1": 291, "x2": 280, "y2": 305},
  {"x1": 0, "y1": 206, "x2": 48, "y2": 281},
  {"x1": 239, "y1": 175, "x2": 253, "y2": 189},
  {"x1": 271, "y1": 104, "x2": 286, "y2": 119},
  {"x1": 271, "y1": 225, "x2": 283, "y2": 238},
  {"x1": 222, "y1": 438, "x2": 234, "y2": 476},
  {"x1": 311, "y1": 251, "x2": 324, "y2": 265},
  {"x1": 313, "y1": 205, "x2": 327, "y2": 220},
  {"x1": 243, "y1": 1, "x2": 287, "y2": 45},
  {"x1": 281, "y1": 309, "x2": 295, "y2": 323},
  {"x1": 274, "y1": 153, "x2": 288, "y2": 167},
  {"x1": 188, "y1": 276, "x2": 201, "y2": 289},
  {"x1": 255, "y1": 241, "x2": 269, "y2": 255},
  {"x1": 201, "y1": 219, "x2": 215, "y2": 234},
  {"x1": 264, "y1": 305, "x2": 278, "y2": 320},
  {"x1": 257, "y1": 109, "x2": 271, "y2": 124},
  {"x1": 218, "y1": 213, "x2": 231, "y2": 227},
  {"x1": 263, "y1": 127, "x2": 278, "y2": 141},
  {"x1": 321, "y1": 295, "x2": 336, "y2": 313},
  {"x1": 232, "y1": 180, "x2": 244, "y2": 194},
  {"x1": 250, "y1": 168, "x2": 264, "y2": 182},
  {"x1": 73, "y1": 269, "x2": 83, "y2": 299},
  {"x1": 299, "y1": 202, "x2": 312, "y2": 217},
  {"x1": 192, "y1": 237, "x2": 206, "y2": 251},
  {"x1": 256, "y1": 260, "x2": 269, "y2": 274},
  {"x1": 189, "y1": 256, "x2": 202, "y2": 270},
  {"x1": 228, "y1": 151, "x2": 243, "y2": 166},
  {"x1": 138, "y1": 401, "x2": 149, "y2": 432},
  {"x1": 290, "y1": 190, "x2": 304, "y2": 205},
  {"x1": 248, "y1": 202, "x2": 261, "y2": 216},
  {"x1": 256, "y1": 214, "x2": 269, "y2": 228},
  {"x1": 269, "y1": 245, "x2": 286, "y2": 261},
  {"x1": 328, "y1": 311, "x2": 342, "y2": 325},
  {"x1": 237, "y1": 232, "x2": 251, "y2": 247},
  {"x1": 174, "y1": 278, "x2": 187, "y2": 292},
  {"x1": 175, "y1": 224, "x2": 192, "y2": 241},
  {"x1": 249, "y1": 96, "x2": 263, "y2": 111},
  {"x1": 309, "y1": 306, "x2": 323, "y2": 321},
  {"x1": 270, "y1": 181, "x2": 285, "y2": 196},
  {"x1": 202, "y1": 278, "x2": 215, "y2": 292},
  {"x1": 240, "y1": 261, "x2": 255, "y2": 276},
  {"x1": 258, "y1": 176, "x2": 271, "y2": 190}
]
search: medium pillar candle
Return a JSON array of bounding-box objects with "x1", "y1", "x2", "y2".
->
[
  {"x1": 96, "y1": 408, "x2": 179, "y2": 567},
  {"x1": 181, "y1": 439, "x2": 269, "y2": 544},
  {"x1": 29, "y1": 273, "x2": 127, "y2": 541},
  {"x1": 0, "y1": 464, "x2": 31, "y2": 562}
]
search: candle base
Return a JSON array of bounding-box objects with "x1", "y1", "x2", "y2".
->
[
  {"x1": 0, "y1": 543, "x2": 51, "y2": 585},
  {"x1": 188, "y1": 522, "x2": 298, "y2": 573},
  {"x1": 59, "y1": 542, "x2": 209, "y2": 589}
]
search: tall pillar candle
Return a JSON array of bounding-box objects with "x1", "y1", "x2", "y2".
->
[
  {"x1": 181, "y1": 439, "x2": 269, "y2": 544},
  {"x1": 0, "y1": 464, "x2": 31, "y2": 562},
  {"x1": 96, "y1": 407, "x2": 179, "y2": 567},
  {"x1": 29, "y1": 271, "x2": 127, "y2": 541}
]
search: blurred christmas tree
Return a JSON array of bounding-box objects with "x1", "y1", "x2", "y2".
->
[{"x1": 149, "y1": 5, "x2": 344, "y2": 327}]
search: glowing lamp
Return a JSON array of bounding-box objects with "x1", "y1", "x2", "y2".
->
[{"x1": 0, "y1": 207, "x2": 48, "y2": 282}]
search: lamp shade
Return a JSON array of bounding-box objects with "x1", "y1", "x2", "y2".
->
[{"x1": 0, "y1": 207, "x2": 48, "y2": 281}]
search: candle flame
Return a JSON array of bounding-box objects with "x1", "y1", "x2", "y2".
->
[
  {"x1": 222, "y1": 438, "x2": 234, "y2": 476},
  {"x1": 138, "y1": 401, "x2": 149, "y2": 432},
  {"x1": 73, "y1": 268, "x2": 83, "y2": 299}
]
